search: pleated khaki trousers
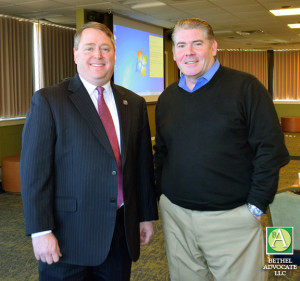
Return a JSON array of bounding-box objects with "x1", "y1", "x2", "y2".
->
[{"x1": 159, "y1": 194, "x2": 267, "y2": 281}]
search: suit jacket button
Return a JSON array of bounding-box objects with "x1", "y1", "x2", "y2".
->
[
  {"x1": 112, "y1": 171, "x2": 117, "y2": 175},
  {"x1": 110, "y1": 198, "x2": 116, "y2": 203}
]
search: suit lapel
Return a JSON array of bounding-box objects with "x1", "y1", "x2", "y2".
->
[
  {"x1": 112, "y1": 84, "x2": 130, "y2": 166},
  {"x1": 68, "y1": 74, "x2": 114, "y2": 158}
]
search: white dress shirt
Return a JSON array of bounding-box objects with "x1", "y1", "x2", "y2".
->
[{"x1": 80, "y1": 76, "x2": 121, "y2": 150}]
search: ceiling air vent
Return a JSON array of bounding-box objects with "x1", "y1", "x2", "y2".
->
[{"x1": 235, "y1": 30, "x2": 264, "y2": 36}]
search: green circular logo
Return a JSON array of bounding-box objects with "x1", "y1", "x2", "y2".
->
[{"x1": 268, "y1": 229, "x2": 292, "y2": 252}]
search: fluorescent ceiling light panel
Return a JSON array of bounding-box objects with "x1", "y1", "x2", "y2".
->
[
  {"x1": 288, "y1": 23, "x2": 300, "y2": 28},
  {"x1": 270, "y1": 8, "x2": 300, "y2": 16},
  {"x1": 131, "y1": 1, "x2": 166, "y2": 9}
]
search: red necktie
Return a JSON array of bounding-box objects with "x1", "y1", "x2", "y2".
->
[{"x1": 96, "y1": 86, "x2": 123, "y2": 208}]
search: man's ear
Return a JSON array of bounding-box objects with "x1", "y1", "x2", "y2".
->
[
  {"x1": 211, "y1": 40, "x2": 218, "y2": 56},
  {"x1": 172, "y1": 46, "x2": 176, "y2": 61},
  {"x1": 73, "y1": 48, "x2": 78, "y2": 64}
]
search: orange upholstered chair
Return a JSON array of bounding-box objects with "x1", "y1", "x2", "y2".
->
[{"x1": 1, "y1": 155, "x2": 21, "y2": 193}]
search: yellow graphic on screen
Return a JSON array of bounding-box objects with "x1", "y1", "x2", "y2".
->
[{"x1": 136, "y1": 50, "x2": 147, "y2": 77}]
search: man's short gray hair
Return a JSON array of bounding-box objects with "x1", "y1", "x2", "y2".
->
[{"x1": 172, "y1": 18, "x2": 215, "y2": 45}]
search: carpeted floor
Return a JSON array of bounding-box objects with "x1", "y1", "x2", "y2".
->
[
  {"x1": 1, "y1": 133, "x2": 300, "y2": 281},
  {"x1": 0, "y1": 193, "x2": 170, "y2": 281}
]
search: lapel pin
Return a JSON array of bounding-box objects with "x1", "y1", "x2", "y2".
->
[{"x1": 123, "y1": 100, "x2": 128, "y2": 105}]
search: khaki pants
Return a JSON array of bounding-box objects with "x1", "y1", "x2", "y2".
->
[{"x1": 159, "y1": 194, "x2": 266, "y2": 281}]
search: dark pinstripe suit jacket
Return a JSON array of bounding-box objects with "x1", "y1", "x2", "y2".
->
[{"x1": 21, "y1": 74, "x2": 158, "y2": 266}]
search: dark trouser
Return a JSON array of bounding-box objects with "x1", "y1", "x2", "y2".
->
[{"x1": 39, "y1": 207, "x2": 132, "y2": 281}]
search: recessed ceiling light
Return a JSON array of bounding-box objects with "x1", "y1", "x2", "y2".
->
[
  {"x1": 270, "y1": 8, "x2": 300, "y2": 16},
  {"x1": 131, "y1": 1, "x2": 166, "y2": 9},
  {"x1": 288, "y1": 23, "x2": 300, "y2": 28}
]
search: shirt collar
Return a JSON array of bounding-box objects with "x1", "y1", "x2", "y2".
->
[
  {"x1": 179, "y1": 58, "x2": 220, "y2": 92},
  {"x1": 79, "y1": 75, "x2": 113, "y2": 97},
  {"x1": 202, "y1": 58, "x2": 220, "y2": 81}
]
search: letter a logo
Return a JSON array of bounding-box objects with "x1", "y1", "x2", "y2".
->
[{"x1": 266, "y1": 227, "x2": 293, "y2": 255}]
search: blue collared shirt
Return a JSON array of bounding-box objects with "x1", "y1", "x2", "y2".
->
[{"x1": 178, "y1": 59, "x2": 220, "y2": 92}]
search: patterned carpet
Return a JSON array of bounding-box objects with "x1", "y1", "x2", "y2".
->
[{"x1": 0, "y1": 133, "x2": 300, "y2": 280}]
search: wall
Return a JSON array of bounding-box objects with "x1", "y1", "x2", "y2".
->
[
  {"x1": 164, "y1": 30, "x2": 179, "y2": 88},
  {"x1": 146, "y1": 103, "x2": 156, "y2": 137},
  {"x1": 274, "y1": 103, "x2": 300, "y2": 121},
  {"x1": 0, "y1": 124, "x2": 23, "y2": 165}
]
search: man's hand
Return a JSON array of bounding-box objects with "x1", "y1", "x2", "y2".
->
[
  {"x1": 139, "y1": 221, "x2": 154, "y2": 246},
  {"x1": 255, "y1": 215, "x2": 262, "y2": 221},
  {"x1": 32, "y1": 232, "x2": 62, "y2": 264}
]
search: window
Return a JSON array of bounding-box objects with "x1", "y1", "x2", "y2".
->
[
  {"x1": 0, "y1": 15, "x2": 76, "y2": 120},
  {"x1": 217, "y1": 50, "x2": 268, "y2": 89},
  {"x1": 273, "y1": 50, "x2": 300, "y2": 100}
]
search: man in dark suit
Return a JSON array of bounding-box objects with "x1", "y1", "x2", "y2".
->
[{"x1": 21, "y1": 21, "x2": 158, "y2": 281}]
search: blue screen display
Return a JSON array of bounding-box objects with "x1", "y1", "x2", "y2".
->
[{"x1": 113, "y1": 24, "x2": 164, "y2": 96}]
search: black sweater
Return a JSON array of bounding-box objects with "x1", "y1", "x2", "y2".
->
[{"x1": 154, "y1": 65, "x2": 289, "y2": 212}]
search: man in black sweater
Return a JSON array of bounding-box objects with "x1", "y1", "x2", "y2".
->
[{"x1": 154, "y1": 18, "x2": 289, "y2": 281}]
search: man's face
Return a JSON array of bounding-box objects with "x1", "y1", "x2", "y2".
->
[
  {"x1": 172, "y1": 28, "x2": 217, "y2": 81},
  {"x1": 74, "y1": 28, "x2": 115, "y2": 86}
]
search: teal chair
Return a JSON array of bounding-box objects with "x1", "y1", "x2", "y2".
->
[{"x1": 268, "y1": 186, "x2": 300, "y2": 264}]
